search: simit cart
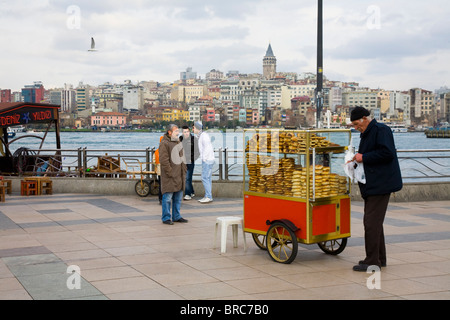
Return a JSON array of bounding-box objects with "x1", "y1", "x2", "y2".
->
[{"x1": 243, "y1": 128, "x2": 352, "y2": 263}]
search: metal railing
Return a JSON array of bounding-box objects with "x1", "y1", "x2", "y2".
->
[{"x1": 3, "y1": 148, "x2": 450, "y2": 182}]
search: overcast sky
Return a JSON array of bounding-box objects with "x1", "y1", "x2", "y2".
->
[{"x1": 0, "y1": 0, "x2": 449, "y2": 92}]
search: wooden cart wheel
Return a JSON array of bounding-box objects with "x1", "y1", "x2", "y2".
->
[
  {"x1": 317, "y1": 238, "x2": 347, "y2": 255},
  {"x1": 149, "y1": 180, "x2": 160, "y2": 196},
  {"x1": 251, "y1": 233, "x2": 267, "y2": 250},
  {"x1": 135, "y1": 180, "x2": 151, "y2": 197},
  {"x1": 266, "y1": 222, "x2": 298, "y2": 264}
]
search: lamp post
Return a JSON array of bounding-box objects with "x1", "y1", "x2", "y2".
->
[{"x1": 315, "y1": 0, "x2": 323, "y2": 128}]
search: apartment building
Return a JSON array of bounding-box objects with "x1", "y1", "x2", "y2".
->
[
  {"x1": 155, "y1": 108, "x2": 189, "y2": 122},
  {"x1": 389, "y1": 91, "x2": 411, "y2": 121},
  {"x1": 280, "y1": 84, "x2": 316, "y2": 109},
  {"x1": 76, "y1": 83, "x2": 90, "y2": 112},
  {"x1": 22, "y1": 81, "x2": 45, "y2": 103},
  {"x1": 0, "y1": 89, "x2": 11, "y2": 103},
  {"x1": 123, "y1": 86, "x2": 143, "y2": 110},
  {"x1": 413, "y1": 88, "x2": 435, "y2": 117},
  {"x1": 188, "y1": 105, "x2": 201, "y2": 122},
  {"x1": 172, "y1": 84, "x2": 206, "y2": 103},
  {"x1": 342, "y1": 90, "x2": 378, "y2": 111},
  {"x1": 220, "y1": 81, "x2": 240, "y2": 104}
]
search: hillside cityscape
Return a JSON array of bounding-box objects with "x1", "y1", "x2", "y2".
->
[{"x1": 1, "y1": 44, "x2": 449, "y2": 131}]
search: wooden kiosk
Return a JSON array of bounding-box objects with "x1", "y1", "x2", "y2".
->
[{"x1": 0, "y1": 102, "x2": 61, "y2": 175}]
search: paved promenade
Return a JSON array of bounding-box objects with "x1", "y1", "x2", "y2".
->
[{"x1": 0, "y1": 192, "x2": 449, "y2": 300}]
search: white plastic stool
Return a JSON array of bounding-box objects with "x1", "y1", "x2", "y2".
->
[{"x1": 214, "y1": 216, "x2": 247, "y2": 254}]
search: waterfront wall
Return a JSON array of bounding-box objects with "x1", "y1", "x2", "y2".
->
[{"x1": 5, "y1": 177, "x2": 450, "y2": 202}]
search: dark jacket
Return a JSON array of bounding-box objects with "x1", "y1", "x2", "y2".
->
[
  {"x1": 158, "y1": 133, "x2": 187, "y2": 194},
  {"x1": 358, "y1": 119, "x2": 403, "y2": 198},
  {"x1": 179, "y1": 134, "x2": 200, "y2": 165}
]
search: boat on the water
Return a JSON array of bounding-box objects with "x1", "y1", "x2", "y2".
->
[
  {"x1": 386, "y1": 123, "x2": 408, "y2": 133},
  {"x1": 7, "y1": 127, "x2": 16, "y2": 139}
]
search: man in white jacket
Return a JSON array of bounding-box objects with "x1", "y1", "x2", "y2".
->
[{"x1": 193, "y1": 121, "x2": 214, "y2": 203}]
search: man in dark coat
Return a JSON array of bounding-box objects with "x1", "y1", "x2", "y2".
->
[
  {"x1": 350, "y1": 106, "x2": 402, "y2": 271},
  {"x1": 158, "y1": 124, "x2": 188, "y2": 225},
  {"x1": 179, "y1": 125, "x2": 199, "y2": 200}
]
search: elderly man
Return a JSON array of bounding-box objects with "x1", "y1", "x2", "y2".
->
[
  {"x1": 350, "y1": 106, "x2": 402, "y2": 271},
  {"x1": 158, "y1": 124, "x2": 188, "y2": 225}
]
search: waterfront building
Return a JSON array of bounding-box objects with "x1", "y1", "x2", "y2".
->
[
  {"x1": 389, "y1": 91, "x2": 411, "y2": 123},
  {"x1": 91, "y1": 111, "x2": 127, "y2": 127},
  {"x1": 76, "y1": 83, "x2": 90, "y2": 113},
  {"x1": 263, "y1": 43, "x2": 276, "y2": 80},
  {"x1": 155, "y1": 108, "x2": 189, "y2": 123},
  {"x1": 48, "y1": 89, "x2": 62, "y2": 106},
  {"x1": 440, "y1": 92, "x2": 450, "y2": 122},
  {"x1": 61, "y1": 84, "x2": 77, "y2": 113},
  {"x1": 0, "y1": 89, "x2": 11, "y2": 103},
  {"x1": 21, "y1": 81, "x2": 45, "y2": 103},
  {"x1": 410, "y1": 88, "x2": 436, "y2": 119}
]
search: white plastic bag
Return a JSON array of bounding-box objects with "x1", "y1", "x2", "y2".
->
[
  {"x1": 343, "y1": 146, "x2": 366, "y2": 184},
  {"x1": 353, "y1": 161, "x2": 366, "y2": 184}
]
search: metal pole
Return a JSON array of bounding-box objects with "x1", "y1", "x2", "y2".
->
[
  {"x1": 218, "y1": 148, "x2": 223, "y2": 181},
  {"x1": 315, "y1": 0, "x2": 323, "y2": 128}
]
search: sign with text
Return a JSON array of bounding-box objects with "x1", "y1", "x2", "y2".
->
[{"x1": 0, "y1": 105, "x2": 59, "y2": 128}]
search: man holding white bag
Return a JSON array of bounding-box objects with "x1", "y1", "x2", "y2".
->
[{"x1": 350, "y1": 106, "x2": 402, "y2": 272}]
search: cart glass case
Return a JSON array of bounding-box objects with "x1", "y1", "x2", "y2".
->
[{"x1": 243, "y1": 129, "x2": 352, "y2": 250}]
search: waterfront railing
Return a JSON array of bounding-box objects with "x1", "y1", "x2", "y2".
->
[{"x1": 4, "y1": 148, "x2": 450, "y2": 183}]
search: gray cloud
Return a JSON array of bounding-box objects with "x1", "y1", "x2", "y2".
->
[{"x1": 0, "y1": 0, "x2": 449, "y2": 92}]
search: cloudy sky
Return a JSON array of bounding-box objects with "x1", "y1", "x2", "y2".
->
[{"x1": 0, "y1": 0, "x2": 449, "y2": 92}]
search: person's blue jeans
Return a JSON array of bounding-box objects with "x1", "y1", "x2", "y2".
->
[
  {"x1": 201, "y1": 160, "x2": 214, "y2": 199},
  {"x1": 185, "y1": 164, "x2": 195, "y2": 196},
  {"x1": 161, "y1": 190, "x2": 183, "y2": 222}
]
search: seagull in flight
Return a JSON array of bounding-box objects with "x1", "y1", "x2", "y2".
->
[{"x1": 88, "y1": 37, "x2": 97, "y2": 52}]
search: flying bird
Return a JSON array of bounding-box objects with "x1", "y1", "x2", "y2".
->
[{"x1": 88, "y1": 37, "x2": 97, "y2": 52}]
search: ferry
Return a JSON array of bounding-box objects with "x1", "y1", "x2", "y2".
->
[
  {"x1": 387, "y1": 123, "x2": 408, "y2": 133},
  {"x1": 9, "y1": 125, "x2": 26, "y2": 133}
]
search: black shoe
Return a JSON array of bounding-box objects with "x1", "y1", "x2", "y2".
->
[
  {"x1": 353, "y1": 263, "x2": 370, "y2": 272},
  {"x1": 359, "y1": 260, "x2": 386, "y2": 267},
  {"x1": 174, "y1": 218, "x2": 188, "y2": 223},
  {"x1": 163, "y1": 220, "x2": 173, "y2": 225}
]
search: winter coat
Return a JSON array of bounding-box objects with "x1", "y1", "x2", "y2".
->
[
  {"x1": 158, "y1": 133, "x2": 187, "y2": 194},
  {"x1": 198, "y1": 131, "x2": 215, "y2": 162},
  {"x1": 179, "y1": 133, "x2": 200, "y2": 164},
  {"x1": 357, "y1": 119, "x2": 403, "y2": 198}
]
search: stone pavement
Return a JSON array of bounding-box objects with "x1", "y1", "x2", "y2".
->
[{"x1": 0, "y1": 193, "x2": 449, "y2": 300}]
